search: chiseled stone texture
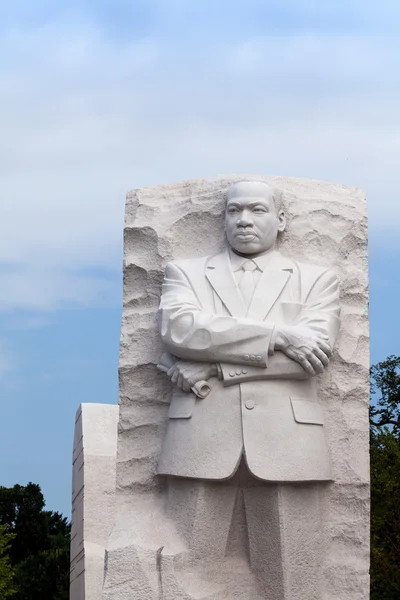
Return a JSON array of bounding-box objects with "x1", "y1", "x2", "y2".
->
[
  {"x1": 70, "y1": 403, "x2": 119, "y2": 600},
  {"x1": 103, "y1": 175, "x2": 369, "y2": 600}
]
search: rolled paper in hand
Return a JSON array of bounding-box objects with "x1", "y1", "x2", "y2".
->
[
  {"x1": 157, "y1": 352, "x2": 211, "y2": 399},
  {"x1": 191, "y1": 380, "x2": 211, "y2": 399}
]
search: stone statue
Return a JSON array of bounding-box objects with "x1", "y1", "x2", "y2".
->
[
  {"x1": 71, "y1": 176, "x2": 370, "y2": 600},
  {"x1": 156, "y1": 181, "x2": 340, "y2": 598}
]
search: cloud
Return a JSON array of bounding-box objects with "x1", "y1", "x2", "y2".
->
[
  {"x1": 0, "y1": 266, "x2": 120, "y2": 311},
  {"x1": 2, "y1": 314, "x2": 56, "y2": 330},
  {"x1": 0, "y1": 4, "x2": 399, "y2": 310},
  {"x1": 0, "y1": 342, "x2": 14, "y2": 377},
  {"x1": 0, "y1": 347, "x2": 20, "y2": 408}
]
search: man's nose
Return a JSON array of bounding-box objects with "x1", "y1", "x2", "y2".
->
[{"x1": 237, "y1": 211, "x2": 253, "y2": 226}]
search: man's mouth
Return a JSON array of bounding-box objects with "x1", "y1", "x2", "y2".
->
[{"x1": 235, "y1": 230, "x2": 257, "y2": 241}]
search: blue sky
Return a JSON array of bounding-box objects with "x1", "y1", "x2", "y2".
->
[{"x1": 0, "y1": 0, "x2": 399, "y2": 517}]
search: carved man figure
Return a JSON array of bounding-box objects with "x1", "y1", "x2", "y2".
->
[{"x1": 157, "y1": 181, "x2": 340, "y2": 599}]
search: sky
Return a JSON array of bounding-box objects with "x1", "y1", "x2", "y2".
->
[{"x1": 0, "y1": 0, "x2": 399, "y2": 517}]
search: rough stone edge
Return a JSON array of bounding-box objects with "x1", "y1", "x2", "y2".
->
[{"x1": 126, "y1": 174, "x2": 365, "y2": 200}]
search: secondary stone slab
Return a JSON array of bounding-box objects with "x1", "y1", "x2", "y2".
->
[{"x1": 70, "y1": 403, "x2": 119, "y2": 600}]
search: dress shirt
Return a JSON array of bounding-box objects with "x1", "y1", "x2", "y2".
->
[
  {"x1": 229, "y1": 248, "x2": 276, "y2": 286},
  {"x1": 229, "y1": 248, "x2": 278, "y2": 358}
]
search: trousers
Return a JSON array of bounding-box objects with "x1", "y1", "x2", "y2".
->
[{"x1": 165, "y1": 459, "x2": 327, "y2": 600}]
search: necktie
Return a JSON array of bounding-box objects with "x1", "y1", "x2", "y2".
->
[{"x1": 238, "y1": 260, "x2": 257, "y2": 307}]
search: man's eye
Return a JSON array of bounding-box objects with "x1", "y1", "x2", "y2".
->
[
  {"x1": 228, "y1": 208, "x2": 239, "y2": 214},
  {"x1": 253, "y1": 207, "x2": 267, "y2": 213}
]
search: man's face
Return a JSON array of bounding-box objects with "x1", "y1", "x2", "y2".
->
[{"x1": 225, "y1": 183, "x2": 286, "y2": 255}]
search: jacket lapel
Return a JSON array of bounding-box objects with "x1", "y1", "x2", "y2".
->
[
  {"x1": 247, "y1": 252, "x2": 293, "y2": 321},
  {"x1": 205, "y1": 250, "x2": 247, "y2": 317}
]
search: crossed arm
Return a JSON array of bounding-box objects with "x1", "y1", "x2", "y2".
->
[{"x1": 158, "y1": 262, "x2": 340, "y2": 392}]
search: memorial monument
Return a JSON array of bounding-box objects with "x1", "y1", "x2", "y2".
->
[{"x1": 70, "y1": 175, "x2": 370, "y2": 600}]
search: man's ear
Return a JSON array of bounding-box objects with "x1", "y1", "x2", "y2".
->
[{"x1": 277, "y1": 210, "x2": 286, "y2": 233}]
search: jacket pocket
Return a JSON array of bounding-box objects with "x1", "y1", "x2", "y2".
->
[
  {"x1": 290, "y1": 397, "x2": 324, "y2": 425},
  {"x1": 168, "y1": 390, "x2": 196, "y2": 419}
]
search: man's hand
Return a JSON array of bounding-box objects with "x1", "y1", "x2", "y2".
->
[
  {"x1": 167, "y1": 361, "x2": 218, "y2": 392},
  {"x1": 274, "y1": 325, "x2": 331, "y2": 375}
]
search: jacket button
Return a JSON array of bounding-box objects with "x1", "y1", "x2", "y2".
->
[
  {"x1": 242, "y1": 369, "x2": 248, "y2": 374},
  {"x1": 250, "y1": 355, "x2": 256, "y2": 361},
  {"x1": 244, "y1": 354, "x2": 249, "y2": 360},
  {"x1": 256, "y1": 355, "x2": 262, "y2": 362},
  {"x1": 235, "y1": 369, "x2": 241, "y2": 375},
  {"x1": 245, "y1": 399, "x2": 255, "y2": 410},
  {"x1": 229, "y1": 371, "x2": 235, "y2": 377}
]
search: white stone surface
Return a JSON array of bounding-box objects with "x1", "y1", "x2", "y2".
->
[
  {"x1": 99, "y1": 175, "x2": 369, "y2": 599},
  {"x1": 70, "y1": 403, "x2": 119, "y2": 600}
]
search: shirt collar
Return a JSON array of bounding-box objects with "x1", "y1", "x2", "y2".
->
[{"x1": 229, "y1": 248, "x2": 277, "y2": 272}]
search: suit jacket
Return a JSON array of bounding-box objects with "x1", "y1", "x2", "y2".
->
[{"x1": 157, "y1": 249, "x2": 340, "y2": 482}]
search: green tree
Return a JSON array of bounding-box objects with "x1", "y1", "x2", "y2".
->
[
  {"x1": 0, "y1": 483, "x2": 49, "y2": 565},
  {"x1": 0, "y1": 483, "x2": 70, "y2": 600},
  {"x1": 370, "y1": 355, "x2": 400, "y2": 434},
  {"x1": 0, "y1": 525, "x2": 16, "y2": 598},
  {"x1": 370, "y1": 355, "x2": 400, "y2": 600}
]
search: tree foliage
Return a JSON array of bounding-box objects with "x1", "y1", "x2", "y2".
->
[
  {"x1": 0, "y1": 483, "x2": 70, "y2": 600},
  {"x1": 0, "y1": 525, "x2": 16, "y2": 598},
  {"x1": 370, "y1": 355, "x2": 400, "y2": 434},
  {"x1": 370, "y1": 355, "x2": 400, "y2": 599}
]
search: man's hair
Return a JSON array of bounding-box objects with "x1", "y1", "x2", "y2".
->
[
  {"x1": 226, "y1": 181, "x2": 284, "y2": 213},
  {"x1": 270, "y1": 187, "x2": 284, "y2": 213}
]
